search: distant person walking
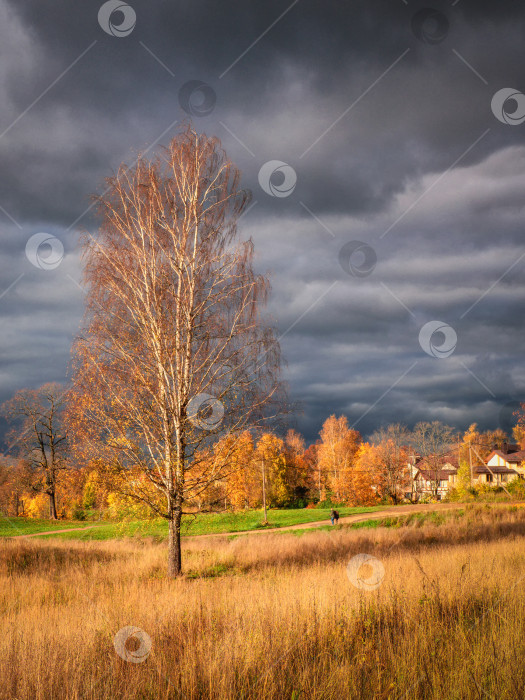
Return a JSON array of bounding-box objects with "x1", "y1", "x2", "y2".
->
[{"x1": 330, "y1": 509, "x2": 340, "y2": 526}]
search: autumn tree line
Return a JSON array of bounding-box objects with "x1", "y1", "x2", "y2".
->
[{"x1": 2, "y1": 382, "x2": 524, "y2": 521}]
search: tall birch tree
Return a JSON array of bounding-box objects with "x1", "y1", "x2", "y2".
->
[{"x1": 69, "y1": 126, "x2": 282, "y2": 576}]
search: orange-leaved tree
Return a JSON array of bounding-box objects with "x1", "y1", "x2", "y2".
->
[
  {"x1": 0, "y1": 456, "x2": 32, "y2": 517},
  {"x1": 317, "y1": 415, "x2": 361, "y2": 501},
  {"x1": 283, "y1": 429, "x2": 310, "y2": 504},
  {"x1": 208, "y1": 430, "x2": 257, "y2": 510},
  {"x1": 350, "y1": 442, "x2": 380, "y2": 505}
]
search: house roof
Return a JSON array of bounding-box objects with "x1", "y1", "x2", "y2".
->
[
  {"x1": 474, "y1": 464, "x2": 518, "y2": 475},
  {"x1": 416, "y1": 452, "x2": 459, "y2": 470},
  {"x1": 487, "y1": 449, "x2": 525, "y2": 464},
  {"x1": 415, "y1": 468, "x2": 457, "y2": 481}
]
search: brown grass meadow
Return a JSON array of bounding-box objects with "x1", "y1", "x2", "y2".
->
[{"x1": 3, "y1": 505, "x2": 525, "y2": 699}]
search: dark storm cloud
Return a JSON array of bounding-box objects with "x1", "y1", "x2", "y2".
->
[
  {"x1": 2, "y1": 0, "x2": 525, "y2": 223},
  {"x1": 1, "y1": 0, "x2": 525, "y2": 444}
]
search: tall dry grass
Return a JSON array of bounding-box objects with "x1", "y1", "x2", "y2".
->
[{"x1": 2, "y1": 505, "x2": 525, "y2": 699}]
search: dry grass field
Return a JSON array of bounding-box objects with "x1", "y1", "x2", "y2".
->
[{"x1": 2, "y1": 505, "x2": 525, "y2": 699}]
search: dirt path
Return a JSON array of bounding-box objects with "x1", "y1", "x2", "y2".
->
[
  {"x1": 185, "y1": 501, "x2": 470, "y2": 539},
  {"x1": 6, "y1": 502, "x2": 522, "y2": 540}
]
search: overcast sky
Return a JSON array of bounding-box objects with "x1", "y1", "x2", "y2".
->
[{"x1": 0, "y1": 0, "x2": 524, "y2": 444}]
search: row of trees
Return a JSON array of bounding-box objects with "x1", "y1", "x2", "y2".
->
[{"x1": 2, "y1": 384, "x2": 524, "y2": 523}]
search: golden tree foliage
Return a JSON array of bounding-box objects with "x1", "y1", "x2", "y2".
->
[
  {"x1": 255, "y1": 433, "x2": 290, "y2": 507},
  {"x1": 317, "y1": 415, "x2": 361, "y2": 500},
  {"x1": 350, "y1": 443, "x2": 381, "y2": 505},
  {"x1": 213, "y1": 431, "x2": 257, "y2": 509},
  {"x1": 283, "y1": 429, "x2": 311, "y2": 504}
]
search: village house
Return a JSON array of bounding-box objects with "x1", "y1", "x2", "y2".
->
[
  {"x1": 408, "y1": 451, "x2": 458, "y2": 501},
  {"x1": 481, "y1": 442, "x2": 525, "y2": 484},
  {"x1": 412, "y1": 465, "x2": 458, "y2": 500}
]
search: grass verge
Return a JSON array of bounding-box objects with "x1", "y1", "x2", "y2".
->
[{"x1": 3, "y1": 506, "x2": 383, "y2": 540}]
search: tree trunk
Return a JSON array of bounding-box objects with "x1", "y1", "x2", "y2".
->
[
  {"x1": 48, "y1": 490, "x2": 57, "y2": 519},
  {"x1": 168, "y1": 509, "x2": 182, "y2": 577}
]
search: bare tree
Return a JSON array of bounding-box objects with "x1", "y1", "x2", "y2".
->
[
  {"x1": 69, "y1": 126, "x2": 282, "y2": 576},
  {"x1": 370, "y1": 423, "x2": 410, "y2": 504},
  {"x1": 410, "y1": 421, "x2": 457, "y2": 498},
  {"x1": 1, "y1": 383, "x2": 67, "y2": 519}
]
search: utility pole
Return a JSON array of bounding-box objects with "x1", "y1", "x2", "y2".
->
[
  {"x1": 469, "y1": 444, "x2": 473, "y2": 487},
  {"x1": 261, "y1": 459, "x2": 268, "y2": 525},
  {"x1": 409, "y1": 453, "x2": 417, "y2": 502}
]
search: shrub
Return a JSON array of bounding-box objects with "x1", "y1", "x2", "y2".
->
[
  {"x1": 25, "y1": 493, "x2": 48, "y2": 519},
  {"x1": 507, "y1": 478, "x2": 525, "y2": 499},
  {"x1": 71, "y1": 502, "x2": 87, "y2": 521}
]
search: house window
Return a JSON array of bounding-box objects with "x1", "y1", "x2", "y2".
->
[{"x1": 486, "y1": 474, "x2": 493, "y2": 483}]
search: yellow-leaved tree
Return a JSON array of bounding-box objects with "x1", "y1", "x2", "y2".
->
[{"x1": 317, "y1": 415, "x2": 361, "y2": 501}]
